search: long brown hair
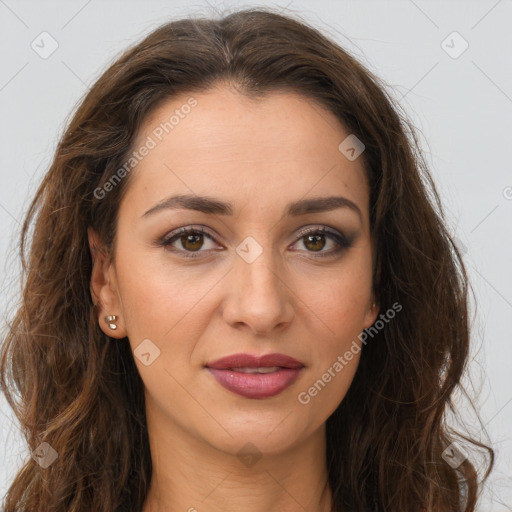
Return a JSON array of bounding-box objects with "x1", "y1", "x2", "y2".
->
[{"x1": 1, "y1": 7, "x2": 493, "y2": 511}]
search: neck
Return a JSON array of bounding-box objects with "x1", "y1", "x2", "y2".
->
[{"x1": 141, "y1": 406, "x2": 333, "y2": 512}]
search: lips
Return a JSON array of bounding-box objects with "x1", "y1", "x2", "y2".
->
[
  {"x1": 205, "y1": 353, "x2": 305, "y2": 399},
  {"x1": 206, "y1": 353, "x2": 304, "y2": 370}
]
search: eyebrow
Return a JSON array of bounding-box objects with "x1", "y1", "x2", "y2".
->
[{"x1": 141, "y1": 194, "x2": 362, "y2": 221}]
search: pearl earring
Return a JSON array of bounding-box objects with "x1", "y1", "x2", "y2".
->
[{"x1": 105, "y1": 315, "x2": 118, "y2": 330}]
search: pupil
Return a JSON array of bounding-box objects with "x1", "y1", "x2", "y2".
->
[
  {"x1": 179, "y1": 233, "x2": 327, "y2": 252},
  {"x1": 183, "y1": 234, "x2": 202, "y2": 251},
  {"x1": 305, "y1": 234, "x2": 325, "y2": 251}
]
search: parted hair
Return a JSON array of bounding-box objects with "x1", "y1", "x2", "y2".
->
[{"x1": 1, "y1": 7, "x2": 493, "y2": 511}]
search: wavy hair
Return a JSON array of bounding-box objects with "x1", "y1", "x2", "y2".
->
[{"x1": 1, "y1": 7, "x2": 493, "y2": 511}]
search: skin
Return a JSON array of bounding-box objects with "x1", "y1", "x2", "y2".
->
[{"x1": 89, "y1": 84, "x2": 379, "y2": 512}]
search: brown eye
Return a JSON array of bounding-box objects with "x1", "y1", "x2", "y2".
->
[
  {"x1": 303, "y1": 233, "x2": 326, "y2": 252},
  {"x1": 160, "y1": 227, "x2": 220, "y2": 258},
  {"x1": 292, "y1": 226, "x2": 351, "y2": 257},
  {"x1": 180, "y1": 233, "x2": 204, "y2": 251}
]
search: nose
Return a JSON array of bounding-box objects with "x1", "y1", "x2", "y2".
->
[{"x1": 221, "y1": 244, "x2": 294, "y2": 336}]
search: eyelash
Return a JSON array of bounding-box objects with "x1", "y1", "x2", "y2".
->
[{"x1": 159, "y1": 225, "x2": 352, "y2": 259}]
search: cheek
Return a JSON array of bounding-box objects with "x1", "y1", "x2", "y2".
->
[
  {"x1": 114, "y1": 252, "x2": 216, "y2": 405},
  {"x1": 298, "y1": 257, "x2": 373, "y2": 336},
  {"x1": 297, "y1": 278, "x2": 366, "y2": 413},
  {"x1": 115, "y1": 244, "x2": 220, "y2": 345},
  {"x1": 295, "y1": 317, "x2": 362, "y2": 425},
  {"x1": 293, "y1": 258, "x2": 370, "y2": 409}
]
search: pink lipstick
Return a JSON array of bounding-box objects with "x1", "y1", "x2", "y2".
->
[{"x1": 205, "y1": 353, "x2": 304, "y2": 399}]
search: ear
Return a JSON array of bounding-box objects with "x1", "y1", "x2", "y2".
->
[
  {"x1": 362, "y1": 294, "x2": 379, "y2": 330},
  {"x1": 88, "y1": 227, "x2": 127, "y2": 338}
]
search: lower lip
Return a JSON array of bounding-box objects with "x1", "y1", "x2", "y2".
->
[{"x1": 206, "y1": 367, "x2": 304, "y2": 399}]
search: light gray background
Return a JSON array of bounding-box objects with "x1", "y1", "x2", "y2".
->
[{"x1": 0, "y1": 0, "x2": 510, "y2": 510}]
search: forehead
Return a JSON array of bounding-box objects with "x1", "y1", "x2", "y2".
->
[{"x1": 121, "y1": 86, "x2": 369, "y2": 219}]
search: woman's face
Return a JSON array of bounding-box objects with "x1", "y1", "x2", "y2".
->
[{"x1": 90, "y1": 85, "x2": 378, "y2": 457}]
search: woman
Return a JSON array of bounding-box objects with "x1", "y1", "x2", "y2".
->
[{"x1": 0, "y1": 7, "x2": 494, "y2": 512}]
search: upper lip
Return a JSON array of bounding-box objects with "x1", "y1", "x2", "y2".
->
[{"x1": 205, "y1": 353, "x2": 304, "y2": 370}]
